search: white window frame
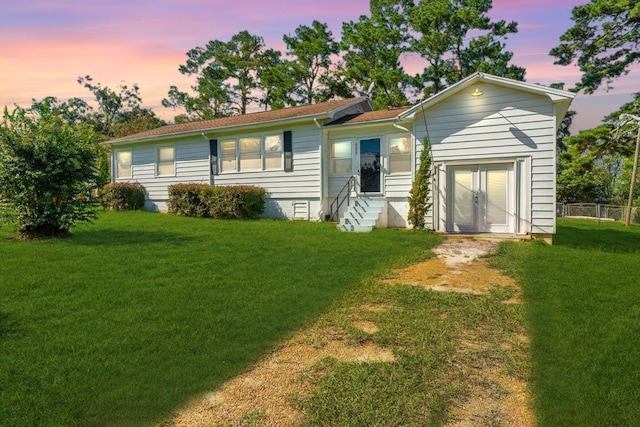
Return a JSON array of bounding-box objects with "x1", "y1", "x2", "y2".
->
[
  {"x1": 219, "y1": 133, "x2": 285, "y2": 173},
  {"x1": 264, "y1": 134, "x2": 283, "y2": 170},
  {"x1": 115, "y1": 148, "x2": 132, "y2": 180},
  {"x1": 156, "y1": 144, "x2": 176, "y2": 177},
  {"x1": 330, "y1": 140, "x2": 353, "y2": 175},
  {"x1": 220, "y1": 139, "x2": 237, "y2": 173},
  {"x1": 239, "y1": 136, "x2": 262, "y2": 171},
  {"x1": 388, "y1": 134, "x2": 412, "y2": 174}
]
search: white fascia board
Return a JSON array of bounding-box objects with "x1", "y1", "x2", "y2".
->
[{"x1": 399, "y1": 72, "x2": 576, "y2": 120}]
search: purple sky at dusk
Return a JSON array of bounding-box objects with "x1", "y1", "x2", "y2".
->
[{"x1": 1, "y1": 0, "x2": 637, "y2": 133}]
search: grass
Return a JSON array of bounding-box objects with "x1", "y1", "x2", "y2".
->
[
  {"x1": 297, "y1": 269, "x2": 527, "y2": 426},
  {"x1": 0, "y1": 211, "x2": 441, "y2": 427},
  {"x1": 490, "y1": 219, "x2": 640, "y2": 426}
]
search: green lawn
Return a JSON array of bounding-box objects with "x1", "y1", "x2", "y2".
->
[
  {"x1": 491, "y1": 219, "x2": 640, "y2": 426},
  {"x1": 0, "y1": 211, "x2": 441, "y2": 427}
]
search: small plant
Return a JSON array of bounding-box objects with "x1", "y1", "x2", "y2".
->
[
  {"x1": 100, "y1": 182, "x2": 146, "y2": 211},
  {"x1": 408, "y1": 136, "x2": 433, "y2": 229}
]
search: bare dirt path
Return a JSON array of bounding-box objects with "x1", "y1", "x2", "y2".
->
[{"x1": 162, "y1": 237, "x2": 533, "y2": 427}]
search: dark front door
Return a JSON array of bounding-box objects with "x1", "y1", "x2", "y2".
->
[{"x1": 359, "y1": 138, "x2": 381, "y2": 193}]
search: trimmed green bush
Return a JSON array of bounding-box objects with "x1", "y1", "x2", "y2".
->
[
  {"x1": 100, "y1": 182, "x2": 146, "y2": 211},
  {"x1": 168, "y1": 184, "x2": 266, "y2": 219}
]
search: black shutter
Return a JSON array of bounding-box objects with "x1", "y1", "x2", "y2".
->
[
  {"x1": 284, "y1": 130, "x2": 293, "y2": 172},
  {"x1": 209, "y1": 139, "x2": 218, "y2": 175}
]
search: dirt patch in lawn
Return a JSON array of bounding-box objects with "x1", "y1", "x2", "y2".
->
[{"x1": 162, "y1": 236, "x2": 533, "y2": 427}]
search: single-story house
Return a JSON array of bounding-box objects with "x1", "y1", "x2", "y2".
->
[{"x1": 106, "y1": 72, "x2": 574, "y2": 239}]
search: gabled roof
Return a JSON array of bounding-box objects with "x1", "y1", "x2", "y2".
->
[
  {"x1": 399, "y1": 72, "x2": 576, "y2": 125},
  {"x1": 107, "y1": 97, "x2": 372, "y2": 145}
]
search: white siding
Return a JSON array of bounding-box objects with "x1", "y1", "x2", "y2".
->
[
  {"x1": 415, "y1": 82, "x2": 557, "y2": 234},
  {"x1": 114, "y1": 138, "x2": 210, "y2": 211},
  {"x1": 214, "y1": 123, "x2": 321, "y2": 199}
]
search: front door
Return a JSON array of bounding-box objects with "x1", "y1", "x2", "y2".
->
[
  {"x1": 359, "y1": 138, "x2": 381, "y2": 193},
  {"x1": 447, "y1": 164, "x2": 513, "y2": 233}
]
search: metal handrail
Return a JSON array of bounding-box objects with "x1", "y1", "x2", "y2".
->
[{"x1": 328, "y1": 175, "x2": 356, "y2": 222}]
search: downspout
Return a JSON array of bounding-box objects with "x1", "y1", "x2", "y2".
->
[
  {"x1": 313, "y1": 118, "x2": 325, "y2": 220},
  {"x1": 393, "y1": 121, "x2": 410, "y2": 133}
]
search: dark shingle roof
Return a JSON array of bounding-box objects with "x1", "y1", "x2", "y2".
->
[{"x1": 107, "y1": 97, "x2": 370, "y2": 144}]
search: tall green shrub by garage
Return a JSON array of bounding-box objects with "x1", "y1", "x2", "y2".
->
[
  {"x1": 408, "y1": 136, "x2": 433, "y2": 229},
  {"x1": 168, "y1": 184, "x2": 266, "y2": 219},
  {"x1": 100, "y1": 182, "x2": 146, "y2": 210}
]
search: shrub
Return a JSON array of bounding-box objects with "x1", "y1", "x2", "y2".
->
[
  {"x1": 100, "y1": 182, "x2": 146, "y2": 211},
  {"x1": 408, "y1": 136, "x2": 433, "y2": 230},
  {"x1": 0, "y1": 103, "x2": 101, "y2": 237},
  {"x1": 168, "y1": 184, "x2": 266, "y2": 219}
]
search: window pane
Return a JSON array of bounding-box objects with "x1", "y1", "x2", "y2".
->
[
  {"x1": 116, "y1": 150, "x2": 132, "y2": 179},
  {"x1": 265, "y1": 153, "x2": 282, "y2": 169},
  {"x1": 157, "y1": 146, "x2": 175, "y2": 176},
  {"x1": 158, "y1": 163, "x2": 174, "y2": 176},
  {"x1": 158, "y1": 146, "x2": 174, "y2": 162},
  {"x1": 221, "y1": 140, "x2": 236, "y2": 156},
  {"x1": 240, "y1": 137, "x2": 260, "y2": 153},
  {"x1": 389, "y1": 153, "x2": 411, "y2": 173},
  {"x1": 332, "y1": 159, "x2": 352, "y2": 174},
  {"x1": 222, "y1": 158, "x2": 236, "y2": 173},
  {"x1": 390, "y1": 137, "x2": 410, "y2": 153},
  {"x1": 240, "y1": 153, "x2": 261, "y2": 171},
  {"x1": 265, "y1": 135, "x2": 282, "y2": 153},
  {"x1": 486, "y1": 169, "x2": 508, "y2": 225},
  {"x1": 331, "y1": 141, "x2": 351, "y2": 158}
]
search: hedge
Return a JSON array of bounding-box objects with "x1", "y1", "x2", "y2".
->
[
  {"x1": 100, "y1": 182, "x2": 146, "y2": 211},
  {"x1": 168, "y1": 184, "x2": 266, "y2": 219}
]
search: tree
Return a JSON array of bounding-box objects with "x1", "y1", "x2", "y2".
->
[
  {"x1": 409, "y1": 0, "x2": 524, "y2": 97},
  {"x1": 550, "y1": 0, "x2": 640, "y2": 94},
  {"x1": 557, "y1": 126, "x2": 624, "y2": 203},
  {"x1": 284, "y1": 21, "x2": 341, "y2": 104},
  {"x1": 77, "y1": 76, "x2": 164, "y2": 139},
  {"x1": 340, "y1": 0, "x2": 415, "y2": 110},
  {"x1": 408, "y1": 136, "x2": 433, "y2": 229},
  {"x1": 165, "y1": 30, "x2": 282, "y2": 120},
  {"x1": 0, "y1": 101, "x2": 101, "y2": 237}
]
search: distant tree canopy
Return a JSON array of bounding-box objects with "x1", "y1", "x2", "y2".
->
[
  {"x1": 550, "y1": 0, "x2": 640, "y2": 94},
  {"x1": 164, "y1": 0, "x2": 526, "y2": 121}
]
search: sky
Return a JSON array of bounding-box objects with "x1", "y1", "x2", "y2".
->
[{"x1": 0, "y1": 0, "x2": 637, "y2": 133}]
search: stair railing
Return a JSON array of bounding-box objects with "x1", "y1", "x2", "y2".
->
[{"x1": 328, "y1": 175, "x2": 356, "y2": 222}]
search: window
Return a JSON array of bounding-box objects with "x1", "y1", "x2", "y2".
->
[
  {"x1": 157, "y1": 146, "x2": 175, "y2": 176},
  {"x1": 331, "y1": 141, "x2": 352, "y2": 174},
  {"x1": 221, "y1": 140, "x2": 236, "y2": 172},
  {"x1": 218, "y1": 131, "x2": 290, "y2": 173},
  {"x1": 389, "y1": 136, "x2": 411, "y2": 173},
  {"x1": 239, "y1": 137, "x2": 261, "y2": 171},
  {"x1": 115, "y1": 149, "x2": 132, "y2": 179},
  {"x1": 264, "y1": 134, "x2": 283, "y2": 170}
]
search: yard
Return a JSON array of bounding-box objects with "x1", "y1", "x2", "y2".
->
[
  {"x1": 491, "y1": 219, "x2": 640, "y2": 426},
  {"x1": 0, "y1": 211, "x2": 440, "y2": 426},
  {"x1": 1, "y1": 213, "x2": 639, "y2": 426}
]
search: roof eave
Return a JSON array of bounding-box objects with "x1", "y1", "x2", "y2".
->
[
  {"x1": 105, "y1": 97, "x2": 371, "y2": 146},
  {"x1": 399, "y1": 72, "x2": 576, "y2": 120}
]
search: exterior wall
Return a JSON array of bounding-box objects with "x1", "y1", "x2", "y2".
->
[
  {"x1": 113, "y1": 137, "x2": 210, "y2": 211},
  {"x1": 415, "y1": 82, "x2": 556, "y2": 234},
  {"x1": 212, "y1": 122, "x2": 323, "y2": 220},
  {"x1": 323, "y1": 124, "x2": 413, "y2": 226}
]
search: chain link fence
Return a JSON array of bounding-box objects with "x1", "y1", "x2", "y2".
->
[{"x1": 556, "y1": 203, "x2": 640, "y2": 223}]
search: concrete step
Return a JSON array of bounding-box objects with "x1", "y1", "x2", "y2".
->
[
  {"x1": 337, "y1": 197, "x2": 385, "y2": 232},
  {"x1": 338, "y1": 223, "x2": 374, "y2": 233}
]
